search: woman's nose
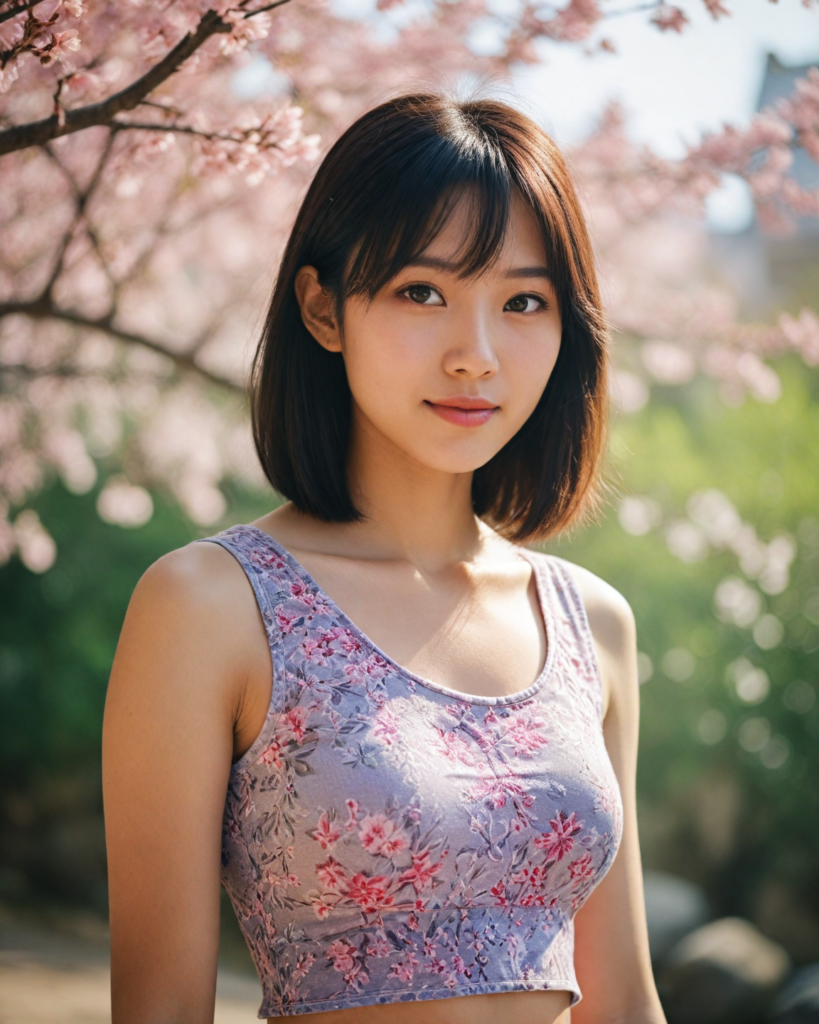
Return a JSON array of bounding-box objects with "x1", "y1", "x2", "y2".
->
[{"x1": 441, "y1": 308, "x2": 499, "y2": 379}]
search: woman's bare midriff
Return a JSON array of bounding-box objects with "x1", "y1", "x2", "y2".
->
[{"x1": 267, "y1": 988, "x2": 572, "y2": 1023}]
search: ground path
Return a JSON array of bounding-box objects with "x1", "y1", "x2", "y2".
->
[{"x1": 0, "y1": 907, "x2": 263, "y2": 1023}]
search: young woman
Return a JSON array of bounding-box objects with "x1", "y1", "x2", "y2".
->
[{"x1": 103, "y1": 93, "x2": 667, "y2": 1024}]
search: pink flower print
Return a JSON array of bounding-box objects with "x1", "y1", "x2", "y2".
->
[
  {"x1": 343, "y1": 962, "x2": 370, "y2": 990},
  {"x1": 433, "y1": 727, "x2": 475, "y2": 765},
  {"x1": 290, "y1": 580, "x2": 316, "y2": 607},
  {"x1": 276, "y1": 706, "x2": 309, "y2": 745},
  {"x1": 344, "y1": 798, "x2": 360, "y2": 830},
  {"x1": 310, "y1": 811, "x2": 341, "y2": 850},
  {"x1": 466, "y1": 772, "x2": 531, "y2": 810},
  {"x1": 443, "y1": 972, "x2": 459, "y2": 989},
  {"x1": 301, "y1": 629, "x2": 338, "y2": 666},
  {"x1": 345, "y1": 872, "x2": 394, "y2": 913},
  {"x1": 569, "y1": 851, "x2": 595, "y2": 883},
  {"x1": 253, "y1": 550, "x2": 287, "y2": 573},
  {"x1": 326, "y1": 938, "x2": 357, "y2": 973},
  {"x1": 425, "y1": 957, "x2": 448, "y2": 975},
  {"x1": 490, "y1": 880, "x2": 508, "y2": 907},
  {"x1": 372, "y1": 706, "x2": 399, "y2": 747},
  {"x1": 358, "y1": 814, "x2": 409, "y2": 860},
  {"x1": 503, "y1": 709, "x2": 549, "y2": 757},
  {"x1": 310, "y1": 893, "x2": 337, "y2": 919},
  {"x1": 316, "y1": 856, "x2": 349, "y2": 893},
  {"x1": 345, "y1": 653, "x2": 389, "y2": 687},
  {"x1": 534, "y1": 810, "x2": 584, "y2": 862},
  {"x1": 292, "y1": 951, "x2": 315, "y2": 980},
  {"x1": 336, "y1": 629, "x2": 363, "y2": 654},
  {"x1": 259, "y1": 739, "x2": 285, "y2": 768},
  {"x1": 366, "y1": 933, "x2": 391, "y2": 958},
  {"x1": 407, "y1": 912, "x2": 420, "y2": 931},
  {"x1": 275, "y1": 608, "x2": 300, "y2": 635},
  {"x1": 453, "y1": 954, "x2": 471, "y2": 976},
  {"x1": 389, "y1": 953, "x2": 420, "y2": 983},
  {"x1": 398, "y1": 849, "x2": 444, "y2": 893}
]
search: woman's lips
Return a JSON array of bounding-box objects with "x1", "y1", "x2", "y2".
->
[{"x1": 424, "y1": 398, "x2": 499, "y2": 427}]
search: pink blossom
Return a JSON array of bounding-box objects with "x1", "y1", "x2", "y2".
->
[
  {"x1": 344, "y1": 872, "x2": 394, "y2": 912},
  {"x1": 316, "y1": 856, "x2": 349, "y2": 893},
  {"x1": 310, "y1": 811, "x2": 342, "y2": 850},
  {"x1": 534, "y1": 810, "x2": 584, "y2": 862},
  {"x1": 276, "y1": 706, "x2": 308, "y2": 744},
  {"x1": 651, "y1": 5, "x2": 689, "y2": 33},
  {"x1": 398, "y1": 849, "x2": 444, "y2": 893},
  {"x1": 433, "y1": 727, "x2": 475, "y2": 765},
  {"x1": 291, "y1": 950, "x2": 315, "y2": 979},
  {"x1": 259, "y1": 739, "x2": 284, "y2": 769},
  {"x1": 702, "y1": 0, "x2": 731, "y2": 18},
  {"x1": 501, "y1": 709, "x2": 549, "y2": 756},
  {"x1": 389, "y1": 953, "x2": 420, "y2": 982},
  {"x1": 569, "y1": 851, "x2": 595, "y2": 882},
  {"x1": 372, "y1": 706, "x2": 399, "y2": 746},
  {"x1": 366, "y1": 933, "x2": 391, "y2": 957},
  {"x1": 358, "y1": 813, "x2": 410, "y2": 859},
  {"x1": 326, "y1": 937, "x2": 357, "y2": 972}
]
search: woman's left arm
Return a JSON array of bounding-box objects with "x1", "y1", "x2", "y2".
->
[{"x1": 565, "y1": 563, "x2": 668, "y2": 1024}]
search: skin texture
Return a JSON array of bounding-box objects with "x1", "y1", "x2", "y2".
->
[{"x1": 103, "y1": 194, "x2": 667, "y2": 1024}]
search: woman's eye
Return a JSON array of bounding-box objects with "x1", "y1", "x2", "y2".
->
[
  {"x1": 505, "y1": 294, "x2": 546, "y2": 314},
  {"x1": 402, "y1": 284, "x2": 444, "y2": 306}
]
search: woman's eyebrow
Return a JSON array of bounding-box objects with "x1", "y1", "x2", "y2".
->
[
  {"x1": 505, "y1": 266, "x2": 553, "y2": 280},
  {"x1": 403, "y1": 256, "x2": 553, "y2": 281}
]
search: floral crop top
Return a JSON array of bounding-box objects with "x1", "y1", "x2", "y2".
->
[{"x1": 194, "y1": 524, "x2": 624, "y2": 1018}]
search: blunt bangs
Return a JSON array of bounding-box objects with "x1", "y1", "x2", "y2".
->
[
  {"x1": 341, "y1": 131, "x2": 513, "y2": 300},
  {"x1": 250, "y1": 92, "x2": 610, "y2": 542}
]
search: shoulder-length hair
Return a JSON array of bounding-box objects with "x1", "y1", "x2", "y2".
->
[{"x1": 250, "y1": 91, "x2": 610, "y2": 544}]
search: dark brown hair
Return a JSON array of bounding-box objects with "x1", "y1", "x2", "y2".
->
[{"x1": 250, "y1": 91, "x2": 610, "y2": 543}]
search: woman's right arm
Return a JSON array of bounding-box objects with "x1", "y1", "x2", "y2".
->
[{"x1": 102, "y1": 543, "x2": 252, "y2": 1024}]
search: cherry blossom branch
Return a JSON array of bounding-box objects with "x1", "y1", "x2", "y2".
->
[
  {"x1": 0, "y1": 297, "x2": 245, "y2": 392},
  {"x1": 0, "y1": 0, "x2": 49, "y2": 27},
  {"x1": 0, "y1": 1, "x2": 293, "y2": 157}
]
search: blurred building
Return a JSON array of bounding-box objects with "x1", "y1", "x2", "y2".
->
[{"x1": 708, "y1": 54, "x2": 819, "y2": 318}]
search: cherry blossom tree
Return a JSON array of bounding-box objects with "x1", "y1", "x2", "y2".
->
[{"x1": 1, "y1": 0, "x2": 818, "y2": 575}]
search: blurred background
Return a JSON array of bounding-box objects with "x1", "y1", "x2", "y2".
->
[{"x1": 1, "y1": 0, "x2": 818, "y2": 1021}]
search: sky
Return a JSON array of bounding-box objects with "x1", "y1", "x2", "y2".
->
[{"x1": 510, "y1": 0, "x2": 819, "y2": 231}]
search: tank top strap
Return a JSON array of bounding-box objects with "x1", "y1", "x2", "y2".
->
[
  {"x1": 523, "y1": 548, "x2": 606, "y2": 725},
  {"x1": 191, "y1": 523, "x2": 305, "y2": 772}
]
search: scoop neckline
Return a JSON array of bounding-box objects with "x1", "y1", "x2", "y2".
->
[{"x1": 234, "y1": 522, "x2": 558, "y2": 708}]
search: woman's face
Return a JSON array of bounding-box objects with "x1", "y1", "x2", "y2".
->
[{"x1": 298, "y1": 193, "x2": 562, "y2": 477}]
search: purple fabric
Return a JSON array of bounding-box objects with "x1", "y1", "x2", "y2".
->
[{"x1": 195, "y1": 524, "x2": 624, "y2": 1018}]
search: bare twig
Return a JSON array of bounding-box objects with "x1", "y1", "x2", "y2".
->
[{"x1": 41, "y1": 131, "x2": 115, "y2": 297}]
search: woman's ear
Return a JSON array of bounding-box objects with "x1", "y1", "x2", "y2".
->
[{"x1": 294, "y1": 266, "x2": 342, "y2": 353}]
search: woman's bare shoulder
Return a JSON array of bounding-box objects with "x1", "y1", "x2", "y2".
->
[{"x1": 119, "y1": 536, "x2": 266, "y2": 705}]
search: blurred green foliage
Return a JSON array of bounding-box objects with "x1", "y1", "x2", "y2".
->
[
  {"x1": 543, "y1": 356, "x2": 819, "y2": 960},
  {"x1": 1, "y1": 358, "x2": 817, "y2": 959}
]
